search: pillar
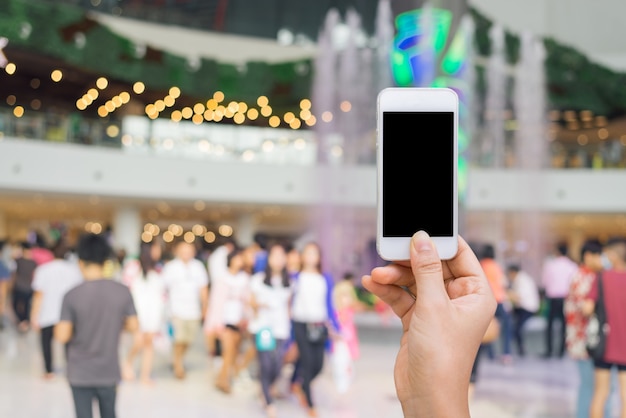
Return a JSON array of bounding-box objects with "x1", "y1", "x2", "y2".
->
[
  {"x1": 112, "y1": 206, "x2": 142, "y2": 258},
  {"x1": 236, "y1": 213, "x2": 256, "y2": 248},
  {"x1": 0, "y1": 209, "x2": 6, "y2": 241}
]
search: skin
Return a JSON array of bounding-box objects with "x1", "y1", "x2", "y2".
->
[{"x1": 361, "y1": 231, "x2": 496, "y2": 418}]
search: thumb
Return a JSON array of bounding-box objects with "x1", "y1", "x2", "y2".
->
[{"x1": 410, "y1": 231, "x2": 448, "y2": 305}]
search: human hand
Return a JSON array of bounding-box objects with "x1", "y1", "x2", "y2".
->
[{"x1": 362, "y1": 231, "x2": 496, "y2": 418}]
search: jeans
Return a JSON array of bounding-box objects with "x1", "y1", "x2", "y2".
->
[
  {"x1": 70, "y1": 386, "x2": 117, "y2": 418},
  {"x1": 513, "y1": 308, "x2": 534, "y2": 356},
  {"x1": 577, "y1": 359, "x2": 614, "y2": 418}
]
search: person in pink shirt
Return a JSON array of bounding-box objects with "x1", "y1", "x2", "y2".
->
[
  {"x1": 540, "y1": 241, "x2": 578, "y2": 358},
  {"x1": 585, "y1": 237, "x2": 626, "y2": 418}
]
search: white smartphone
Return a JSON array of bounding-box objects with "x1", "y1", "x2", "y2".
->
[{"x1": 376, "y1": 87, "x2": 459, "y2": 261}]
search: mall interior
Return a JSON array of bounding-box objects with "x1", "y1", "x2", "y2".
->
[{"x1": 1, "y1": 0, "x2": 626, "y2": 417}]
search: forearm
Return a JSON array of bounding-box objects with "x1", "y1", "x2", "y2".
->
[{"x1": 401, "y1": 382, "x2": 470, "y2": 418}]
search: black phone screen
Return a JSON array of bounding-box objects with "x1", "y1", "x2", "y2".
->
[{"x1": 382, "y1": 111, "x2": 454, "y2": 237}]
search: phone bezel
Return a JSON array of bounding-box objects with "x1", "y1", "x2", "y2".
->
[{"x1": 376, "y1": 87, "x2": 459, "y2": 261}]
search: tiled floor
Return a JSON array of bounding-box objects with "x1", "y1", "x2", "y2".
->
[{"x1": 0, "y1": 313, "x2": 616, "y2": 418}]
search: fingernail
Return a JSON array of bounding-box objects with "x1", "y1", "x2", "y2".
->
[{"x1": 413, "y1": 231, "x2": 432, "y2": 252}]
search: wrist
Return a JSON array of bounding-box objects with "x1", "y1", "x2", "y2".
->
[{"x1": 401, "y1": 389, "x2": 470, "y2": 418}]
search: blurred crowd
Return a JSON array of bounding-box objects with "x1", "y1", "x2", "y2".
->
[
  {"x1": 469, "y1": 236, "x2": 626, "y2": 418},
  {"x1": 0, "y1": 231, "x2": 374, "y2": 418}
]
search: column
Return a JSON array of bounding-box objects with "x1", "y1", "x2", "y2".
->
[
  {"x1": 112, "y1": 206, "x2": 142, "y2": 258},
  {"x1": 0, "y1": 209, "x2": 6, "y2": 241},
  {"x1": 235, "y1": 213, "x2": 256, "y2": 248}
]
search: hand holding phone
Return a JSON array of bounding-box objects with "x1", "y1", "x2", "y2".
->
[{"x1": 376, "y1": 87, "x2": 459, "y2": 261}]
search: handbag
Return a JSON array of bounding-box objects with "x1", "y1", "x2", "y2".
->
[
  {"x1": 306, "y1": 322, "x2": 329, "y2": 344},
  {"x1": 255, "y1": 327, "x2": 276, "y2": 352},
  {"x1": 586, "y1": 272, "x2": 609, "y2": 361}
]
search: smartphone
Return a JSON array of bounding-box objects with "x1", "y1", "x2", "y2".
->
[{"x1": 376, "y1": 87, "x2": 459, "y2": 261}]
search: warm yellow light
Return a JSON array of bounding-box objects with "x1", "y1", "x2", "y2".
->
[
  {"x1": 5, "y1": 63, "x2": 16, "y2": 75},
  {"x1": 204, "y1": 109, "x2": 214, "y2": 121},
  {"x1": 163, "y1": 230, "x2": 174, "y2": 243},
  {"x1": 145, "y1": 104, "x2": 156, "y2": 115},
  {"x1": 283, "y1": 112, "x2": 295, "y2": 123},
  {"x1": 577, "y1": 134, "x2": 588, "y2": 145},
  {"x1": 13, "y1": 106, "x2": 24, "y2": 117},
  {"x1": 169, "y1": 86, "x2": 181, "y2": 99},
  {"x1": 106, "y1": 125, "x2": 120, "y2": 137},
  {"x1": 238, "y1": 102, "x2": 248, "y2": 113},
  {"x1": 300, "y1": 98, "x2": 311, "y2": 110},
  {"x1": 213, "y1": 91, "x2": 225, "y2": 102},
  {"x1": 91, "y1": 222, "x2": 103, "y2": 234},
  {"x1": 133, "y1": 81, "x2": 145, "y2": 94},
  {"x1": 119, "y1": 91, "x2": 131, "y2": 104},
  {"x1": 215, "y1": 106, "x2": 225, "y2": 117},
  {"x1": 87, "y1": 88, "x2": 99, "y2": 100},
  {"x1": 227, "y1": 101, "x2": 239, "y2": 113},
  {"x1": 82, "y1": 94, "x2": 93, "y2": 105},
  {"x1": 76, "y1": 99, "x2": 87, "y2": 110},
  {"x1": 122, "y1": 134, "x2": 132, "y2": 146},
  {"x1": 598, "y1": 128, "x2": 609, "y2": 140},
  {"x1": 269, "y1": 115, "x2": 281, "y2": 128},
  {"x1": 213, "y1": 113, "x2": 224, "y2": 122},
  {"x1": 171, "y1": 110, "x2": 182, "y2": 122},
  {"x1": 141, "y1": 231, "x2": 153, "y2": 243},
  {"x1": 340, "y1": 100, "x2": 352, "y2": 112},
  {"x1": 193, "y1": 200, "x2": 206, "y2": 211},
  {"x1": 257, "y1": 95, "x2": 269, "y2": 107},
  {"x1": 218, "y1": 224, "x2": 233, "y2": 237},
  {"x1": 184, "y1": 231, "x2": 196, "y2": 243},
  {"x1": 148, "y1": 112, "x2": 159, "y2": 120},
  {"x1": 194, "y1": 103, "x2": 205, "y2": 114},
  {"x1": 164, "y1": 95, "x2": 175, "y2": 107},
  {"x1": 192, "y1": 114, "x2": 204, "y2": 125},
  {"x1": 51, "y1": 69, "x2": 63, "y2": 82},
  {"x1": 261, "y1": 106, "x2": 272, "y2": 117},
  {"x1": 181, "y1": 107, "x2": 193, "y2": 119},
  {"x1": 155, "y1": 100, "x2": 166, "y2": 112},
  {"x1": 233, "y1": 112, "x2": 245, "y2": 124},
  {"x1": 204, "y1": 231, "x2": 216, "y2": 243},
  {"x1": 262, "y1": 140, "x2": 274, "y2": 152},
  {"x1": 192, "y1": 224, "x2": 206, "y2": 236},
  {"x1": 112, "y1": 96, "x2": 123, "y2": 108},
  {"x1": 305, "y1": 115, "x2": 317, "y2": 126},
  {"x1": 97, "y1": 106, "x2": 108, "y2": 117},
  {"x1": 224, "y1": 108, "x2": 235, "y2": 118},
  {"x1": 206, "y1": 99, "x2": 218, "y2": 110},
  {"x1": 300, "y1": 109, "x2": 312, "y2": 120},
  {"x1": 322, "y1": 111, "x2": 333, "y2": 122},
  {"x1": 96, "y1": 77, "x2": 108, "y2": 90},
  {"x1": 247, "y1": 108, "x2": 259, "y2": 120},
  {"x1": 289, "y1": 118, "x2": 302, "y2": 129}
]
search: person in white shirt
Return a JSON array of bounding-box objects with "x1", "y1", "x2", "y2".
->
[
  {"x1": 541, "y1": 242, "x2": 578, "y2": 358},
  {"x1": 30, "y1": 240, "x2": 83, "y2": 379},
  {"x1": 204, "y1": 238, "x2": 237, "y2": 358},
  {"x1": 214, "y1": 247, "x2": 250, "y2": 394},
  {"x1": 290, "y1": 241, "x2": 341, "y2": 417},
  {"x1": 248, "y1": 242, "x2": 293, "y2": 418},
  {"x1": 121, "y1": 240, "x2": 166, "y2": 385},
  {"x1": 506, "y1": 264, "x2": 540, "y2": 357},
  {"x1": 162, "y1": 240, "x2": 209, "y2": 379}
]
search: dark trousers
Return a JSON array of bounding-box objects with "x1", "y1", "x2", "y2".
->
[
  {"x1": 292, "y1": 321, "x2": 326, "y2": 408},
  {"x1": 485, "y1": 303, "x2": 512, "y2": 359},
  {"x1": 257, "y1": 338, "x2": 286, "y2": 406},
  {"x1": 12, "y1": 288, "x2": 33, "y2": 324},
  {"x1": 41, "y1": 325, "x2": 54, "y2": 374},
  {"x1": 513, "y1": 308, "x2": 535, "y2": 356},
  {"x1": 545, "y1": 297, "x2": 566, "y2": 357},
  {"x1": 70, "y1": 385, "x2": 117, "y2": 418}
]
